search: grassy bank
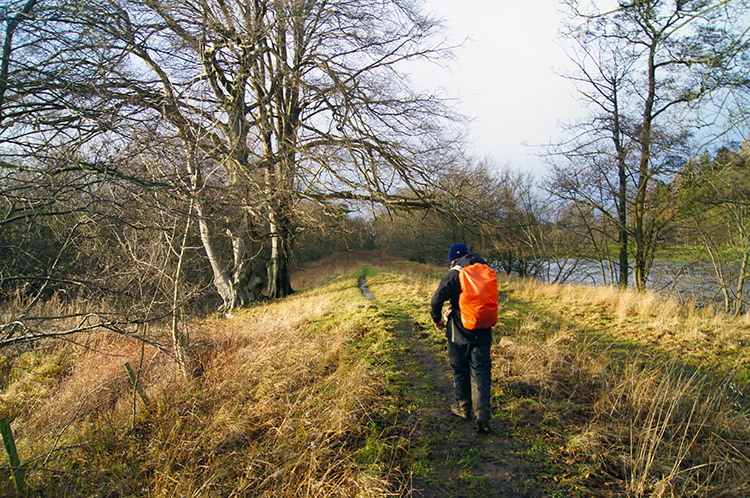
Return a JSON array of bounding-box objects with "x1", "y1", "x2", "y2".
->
[
  {"x1": 1, "y1": 254, "x2": 403, "y2": 497},
  {"x1": 492, "y1": 277, "x2": 750, "y2": 497},
  {"x1": 1, "y1": 252, "x2": 749, "y2": 497}
]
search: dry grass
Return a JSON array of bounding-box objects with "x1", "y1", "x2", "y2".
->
[
  {"x1": 515, "y1": 277, "x2": 683, "y2": 322},
  {"x1": 511, "y1": 276, "x2": 750, "y2": 362},
  {"x1": 596, "y1": 363, "x2": 745, "y2": 497},
  {"x1": 2, "y1": 256, "x2": 750, "y2": 497},
  {"x1": 291, "y1": 250, "x2": 397, "y2": 291},
  {"x1": 0, "y1": 265, "x2": 398, "y2": 497},
  {"x1": 496, "y1": 277, "x2": 750, "y2": 497}
]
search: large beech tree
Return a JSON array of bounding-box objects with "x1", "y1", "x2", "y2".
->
[{"x1": 1, "y1": 0, "x2": 456, "y2": 310}]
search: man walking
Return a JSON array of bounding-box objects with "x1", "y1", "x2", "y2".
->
[{"x1": 430, "y1": 243, "x2": 497, "y2": 434}]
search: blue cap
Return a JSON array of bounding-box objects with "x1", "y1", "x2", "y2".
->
[{"x1": 449, "y1": 243, "x2": 468, "y2": 262}]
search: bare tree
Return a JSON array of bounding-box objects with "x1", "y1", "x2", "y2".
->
[
  {"x1": 1, "y1": 0, "x2": 458, "y2": 311},
  {"x1": 550, "y1": 0, "x2": 750, "y2": 291},
  {"x1": 467, "y1": 163, "x2": 543, "y2": 276},
  {"x1": 678, "y1": 144, "x2": 750, "y2": 314}
]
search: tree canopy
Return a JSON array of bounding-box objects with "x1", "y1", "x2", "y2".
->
[
  {"x1": 1, "y1": 0, "x2": 461, "y2": 311},
  {"x1": 549, "y1": 0, "x2": 750, "y2": 291}
]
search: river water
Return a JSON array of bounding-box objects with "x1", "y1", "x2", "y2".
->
[{"x1": 518, "y1": 258, "x2": 743, "y2": 310}]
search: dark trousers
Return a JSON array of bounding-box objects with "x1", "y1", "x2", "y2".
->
[{"x1": 447, "y1": 340, "x2": 491, "y2": 420}]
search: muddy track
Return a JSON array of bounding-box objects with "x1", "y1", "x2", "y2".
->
[{"x1": 360, "y1": 277, "x2": 544, "y2": 497}]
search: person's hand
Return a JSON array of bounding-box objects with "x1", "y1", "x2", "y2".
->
[{"x1": 434, "y1": 320, "x2": 445, "y2": 330}]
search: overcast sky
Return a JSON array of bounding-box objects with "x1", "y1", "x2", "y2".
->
[
  {"x1": 412, "y1": 0, "x2": 749, "y2": 179},
  {"x1": 413, "y1": 0, "x2": 587, "y2": 178}
]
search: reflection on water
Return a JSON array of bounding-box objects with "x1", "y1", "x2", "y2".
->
[{"x1": 516, "y1": 259, "x2": 744, "y2": 310}]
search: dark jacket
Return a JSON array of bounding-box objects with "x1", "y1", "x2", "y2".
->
[{"x1": 430, "y1": 252, "x2": 493, "y2": 345}]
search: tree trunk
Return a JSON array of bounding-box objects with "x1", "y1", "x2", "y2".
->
[
  {"x1": 733, "y1": 204, "x2": 749, "y2": 316},
  {"x1": 196, "y1": 202, "x2": 238, "y2": 310},
  {"x1": 612, "y1": 84, "x2": 629, "y2": 291},
  {"x1": 171, "y1": 198, "x2": 197, "y2": 377},
  {"x1": 633, "y1": 39, "x2": 658, "y2": 293},
  {"x1": 267, "y1": 207, "x2": 293, "y2": 299},
  {"x1": 694, "y1": 218, "x2": 731, "y2": 312},
  {"x1": 617, "y1": 153, "x2": 629, "y2": 290},
  {"x1": 195, "y1": 202, "x2": 266, "y2": 311},
  {"x1": 734, "y1": 245, "x2": 749, "y2": 316},
  {"x1": 734, "y1": 234, "x2": 750, "y2": 316}
]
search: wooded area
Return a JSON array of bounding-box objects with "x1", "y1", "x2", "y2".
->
[{"x1": 2, "y1": 0, "x2": 750, "y2": 358}]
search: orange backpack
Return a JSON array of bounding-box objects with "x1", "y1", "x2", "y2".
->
[{"x1": 454, "y1": 263, "x2": 498, "y2": 330}]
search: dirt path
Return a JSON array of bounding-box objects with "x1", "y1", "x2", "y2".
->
[
  {"x1": 361, "y1": 277, "x2": 545, "y2": 497},
  {"x1": 399, "y1": 324, "x2": 543, "y2": 497}
]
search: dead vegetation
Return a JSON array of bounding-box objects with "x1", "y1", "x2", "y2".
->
[
  {"x1": 0, "y1": 254, "x2": 749, "y2": 497},
  {"x1": 0, "y1": 255, "x2": 398, "y2": 497},
  {"x1": 494, "y1": 275, "x2": 750, "y2": 497}
]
